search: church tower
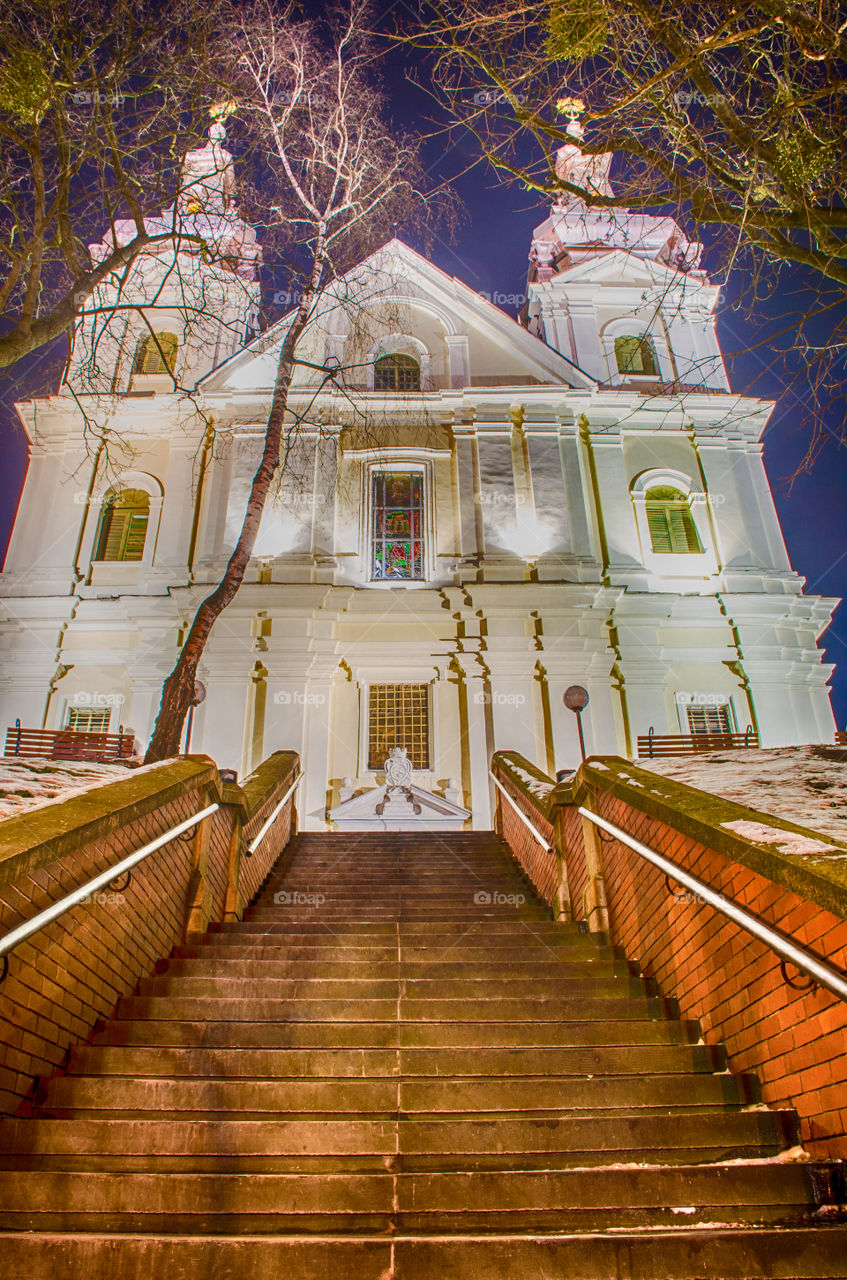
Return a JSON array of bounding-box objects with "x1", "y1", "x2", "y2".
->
[{"x1": 65, "y1": 113, "x2": 261, "y2": 396}]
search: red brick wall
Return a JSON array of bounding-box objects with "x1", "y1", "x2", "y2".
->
[
  {"x1": 0, "y1": 751, "x2": 300, "y2": 1116},
  {"x1": 239, "y1": 781, "x2": 295, "y2": 905},
  {"x1": 580, "y1": 790, "x2": 847, "y2": 1160},
  {"x1": 492, "y1": 758, "x2": 558, "y2": 905},
  {"x1": 493, "y1": 752, "x2": 847, "y2": 1161}
]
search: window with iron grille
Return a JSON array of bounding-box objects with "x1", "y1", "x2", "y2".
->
[
  {"x1": 686, "y1": 703, "x2": 733, "y2": 735},
  {"x1": 94, "y1": 489, "x2": 150, "y2": 562},
  {"x1": 644, "y1": 486, "x2": 703, "y2": 554},
  {"x1": 368, "y1": 684, "x2": 430, "y2": 770},
  {"x1": 373, "y1": 353, "x2": 421, "y2": 391},
  {"x1": 66, "y1": 707, "x2": 111, "y2": 733},
  {"x1": 371, "y1": 470, "x2": 424, "y2": 580}
]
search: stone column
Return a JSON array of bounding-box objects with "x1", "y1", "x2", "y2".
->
[
  {"x1": 312, "y1": 432, "x2": 339, "y2": 579},
  {"x1": 300, "y1": 675, "x2": 334, "y2": 831},
  {"x1": 453, "y1": 423, "x2": 481, "y2": 564},
  {"x1": 444, "y1": 334, "x2": 470, "y2": 389},
  {"x1": 192, "y1": 673, "x2": 251, "y2": 775},
  {"x1": 454, "y1": 653, "x2": 492, "y2": 828}
]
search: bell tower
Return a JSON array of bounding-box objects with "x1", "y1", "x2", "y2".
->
[
  {"x1": 524, "y1": 110, "x2": 728, "y2": 390},
  {"x1": 65, "y1": 107, "x2": 262, "y2": 396}
]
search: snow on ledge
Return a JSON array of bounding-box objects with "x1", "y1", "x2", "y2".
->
[
  {"x1": 506, "y1": 762, "x2": 555, "y2": 802},
  {"x1": 0, "y1": 757, "x2": 138, "y2": 820},
  {"x1": 638, "y1": 746, "x2": 847, "y2": 845},
  {"x1": 720, "y1": 819, "x2": 839, "y2": 858}
]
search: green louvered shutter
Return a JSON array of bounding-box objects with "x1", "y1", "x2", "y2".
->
[{"x1": 644, "y1": 487, "x2": 703, "y2": 554}]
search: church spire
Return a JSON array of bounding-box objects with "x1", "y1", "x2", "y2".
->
[
  {"x1": 177, "y1": 100, "x2": 237, "y2": 218},
  {"x1": 527, "y1": 100, "x2": 703, "y2": 284},
  {"x1": 87, "y1": 101, "x2": 260, "y2": 281}
]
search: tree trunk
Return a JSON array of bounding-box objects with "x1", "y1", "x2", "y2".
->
[{"x1": 143, "y1": 297, "x2": 314, "y2": 764}]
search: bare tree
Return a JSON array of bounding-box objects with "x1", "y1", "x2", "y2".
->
[
  {"x1": 410, "y1": 1, "x2": 847, "y2": 282},
  {"x1": 0, "y1": 0, "x2": 245, "y2": 371},
  {"x1": 144, "y1": 0, "x2": 432, "y2": 762},
  {"x1": 406, "y1": 1, "x2": 847, "y2": 459}
]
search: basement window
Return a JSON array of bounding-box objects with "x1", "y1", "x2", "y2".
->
[
  {"x1": 66, "y1": 707, "x2": 111, "y2": 733},
  {"x1": 685, "y1": 703, "x2": 733, "y2": 735}
]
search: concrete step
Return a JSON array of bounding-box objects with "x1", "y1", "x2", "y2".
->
[
  {"x1": 0, "y1": 1163, "x2": 840, "y2": 1234},
  {"x1": 172, "y1": 942, "x2": 609, "y2": 963},
  {"x1": 67, "y1": 1043, "x2": 729, "y2": 1079},
  {"x1": 136, "y1": 975, "x2": 645, "y2": 1001},
  {"x1": 115, "y1": 995, "x2": 679, "y2": 1023},
  {"x1": 183, "y1": 927, "x2": 605, "y2": 942},
  {"x1": 0, "y1": 1110, "x2": 798, "y2": 1172},
  {"x1": 38, "y1": 1072, "x2": 755, "y2": 1118},
  {"x1": 96, "y1": 1017, "x2": 704, "y2": 1049},
  {"x1": 4, "y1": 1227, "x2": 847, "y2": 1277},
  {"x1": 160, "y1": 957, "x2": 621, "y2": 980}
]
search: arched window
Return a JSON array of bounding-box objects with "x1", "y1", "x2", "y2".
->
[
  {"x1": 644, "y1": 486, "x2": 703, "y2": 554},
  {"x1": 94, "y1": 489, "x2": 150, "y2": 562},
  {"x1": 133, "y1": 331, "x2": 178, "y2": 376},
  {"x1": 374, "y1": 353, "x2": 421, "y2": 392},
  {"x1": 615, "y1": 334, "x2": 658, "y2": 377}
]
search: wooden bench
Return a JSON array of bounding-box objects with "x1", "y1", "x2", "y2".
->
[
  {"x1": 4, "y1": 722, "x2": 135, "y2": 763},
  {"x1": 637, "y1": 728, "x2": 759, "y2": 758}
]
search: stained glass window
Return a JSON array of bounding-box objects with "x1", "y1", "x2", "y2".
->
[
  {"x1": 615, "y1": 334, "x2": 658, "y2": 376},
  {"x1": 368, "y1": 684, "x2": 430, "y2": 769},
  {"x1": 371, "y1": 470, "x2": 424, "y2": 580},
  {"x1": 374, "y1": 353, "x2": 421, "y2": 391}
]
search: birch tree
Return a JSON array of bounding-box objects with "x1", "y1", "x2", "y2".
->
[{"x1": 144, "y1": 0, "x2": 430, "y2": 761}]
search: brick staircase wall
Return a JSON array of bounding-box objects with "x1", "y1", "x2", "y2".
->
[
  {"x1": 0, "y1": 750, "x2": 299, "y2": 1116},
  {"x1": 492, "y1": 751, "x2": 847, "y2": 1160}
]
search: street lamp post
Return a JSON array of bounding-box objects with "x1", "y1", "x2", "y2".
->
[{"x1": 563, "y1": 685, "x2": 590, "y2": 768}]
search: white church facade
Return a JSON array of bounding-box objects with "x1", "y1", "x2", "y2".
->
[{"x1": 0, "y1": 122, "x2": 838, "y2": 829}]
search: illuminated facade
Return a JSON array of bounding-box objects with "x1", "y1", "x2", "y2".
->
[{"x1": 0, "y1": 124, "x2": 838, "y2": 828}]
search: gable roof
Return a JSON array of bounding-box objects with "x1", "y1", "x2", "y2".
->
[{"x1": 200, "y1": 237, "x2": 595, "y2": 393}]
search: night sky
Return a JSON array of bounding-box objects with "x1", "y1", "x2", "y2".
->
[{"x1": 1, "y1": 12, "x2": 845, "y2": 730}]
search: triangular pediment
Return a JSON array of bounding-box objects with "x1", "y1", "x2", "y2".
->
[
  {"x1": 200, "y1": 238, "x2": 595, "y2": 394},
  {"x1": 328, "y1": 777, "x2": 471, "y2": 831},
  {"x1": 544, "y1": 247, "x2": 693, "y2": 290}
]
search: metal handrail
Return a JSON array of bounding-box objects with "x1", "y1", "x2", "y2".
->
[
  {"x1": 579, "y1": 806, "x2": 847, "y2": 1003},
  {"x1": 0, "y1": 803, "x2": 220, "y2": 976},
  {"x1": 246, "y1": 772, "x2": 302, "y2": 856},
  {"x1": 489, "y1": 770, "x2": 553, "y2": 854}
]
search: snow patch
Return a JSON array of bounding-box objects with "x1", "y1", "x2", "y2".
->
[
  {"x1": 638, "y1": 746, "x2": 847, "y2": 845},
  {"x1": 721, "y1": 819, "x2": 838, "y2": 857},
  {"x1": 0, "y1": 756, "x2": 137, "y2": 820},
  {"x1": 508, "y1": 763, "x2": 555, "y2": 801}
]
